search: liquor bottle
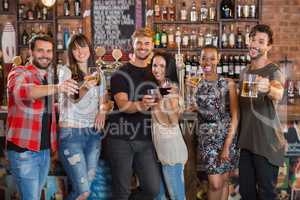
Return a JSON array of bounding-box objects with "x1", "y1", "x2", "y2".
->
[
  {"x1": 37, "y1": 25, "x2": 44, "y2": 35},
  {"x1": 221, "y1": 25, "x2": 228, "y2": 48},
  {"x1": 27, "y1": 4, "x2": 35, "y2": 20},
  {"x1": 228, "y1": 55, "x2": 235, "y2": 78},
  {"x1": 236, "y1": 27, "x2": 244, "y2": 49},
  {"x1": 3, "y1": 0, "x2": 9, "y2": 11},
  {"x1": 220, "y1": 0, "x2": 234, "y2": 19},
  {"x1": 57, "y1": 25, "x2": 64, "y2": 50},
  {"x1": 200, "y1": 0, "x2": 208, "y2": 22},
  {"x1": 185, "y1": 55, "x2": 192, "y2": 73},
  {"x1": 180, "y1": 2, "x2": 188, "y2": 21},
  {"x1": 74, "y1": 0, "x2": 81, "y2": 16},
  {"x1": 217, "y1": 61, "x2": 223, "y2": 76},
  {"x1": 182, "y1": 29, "x2": 189, "y2": 48},
  {"x1": 197, "y1": 30, "x2": 204, "y2": 48},
  {"x1": 240, "y1": 55, "x2": 247, "y2": 72},
  {"x1": 204, "y1": 29, "x2": 213, "y2": 46},
  {"x1": 228, "y1": 24, "x2": 235, "y2": 48},
  {"x1": 21, "y1": 28, "x2": 29, "y2": 45},
  {"x1": 154, "y1": 28, "x2": 161, "y2": 48},
  {"x1": 47, "y1": 26, "x2": 53, "y2": 37},
  {"x1": 42, "y1": 6, "x2": 48, "y2": 20},
  {"x1": 212, "y1": 30, "x2": 218, "y2": 47},
  {"x1": 190, "y1": 1, "x2": 198, "y2": 22},
  {"x1": 222, "y1": 55, "x2": 229, "y2": 77},
  {"x1": 64, "y1": 27, "x2": 70, "y2": 49},
  {"x1": 35, "y1": 3, "x2": 42, "y2": 20},
  {"x1": 161, "y1": 6, "x2": 168, "y2": 21},
  {"x1": 208, "y1": 0, "x2": 216, "y2": 21},
  {"x1": 18, "y1": 4, "x2": 25, "y2": 19},
  {"x1": 287, "y1": 80, "x2": 295, "y2": 98},
  {"x1": 244, "y1": 25, "x2": 250, "y2": 48},
  {"x1": 64, "y1": 0, "x2": 70, "y2": 16},
  {"x1": 30, "y1": 26, "x2": 37, "y2": 39},
  {"x1": 190, "y1": 29, "x2": 197, "y2": 49},
  {"x1": 249, "y1": 0, "x2": 256, "y2": 18},
  {"x1": 243, "y1": 0, "x2": 250, "y2": 18},
  {"x1": 175, "y1": 26, "x2": 182, "y2": 48},
  {"x1": 161, "y1": 27, "x2": 168, "y2": 48},
  {"x1": 234, "y1": 55, "x2": 241, "y2": 78},
  {"x1": 167, "y1": 28, "x2": 176, "y2": 48},
  {"x1": 168, "y1": 0, "x2": 176, "y2": 21},
  {"x1": 237, "y1": 0, "x2": 242, "y2": 18},
  {"x1": 154, "y1": 0, "x2": 160, "y2": 21}
]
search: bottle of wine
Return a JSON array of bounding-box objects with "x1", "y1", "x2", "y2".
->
[
  {"x1": 220, "y1": 0, "x2": 234, "y2": 19},
  {"x1": 228, "y1": 24, "x2": 235, "y2": 48},
  {"x1": 3, "y1": 0, "x2": 9, "y2": 12},
  {"x1": 190, "y1": 1, "x2": 198, "y2": 22},
  {"x1": 180, "y1": 2, "x2": 188, "y2": 21},
  {"x1": 161, "y1": 27, "x2": 168, "y2": 48},
  {"x1": 244, "y1": 25, "x2": 250, "y2": 48},
  {"x1": 64, "y1": 0, "x2": 70, "y2": 16},
  {"x1": 228, "y1": 55, "x2": 235, "y2": 78},
  {"x1": 222, "y1": 55, "x2": 229, "y2": 77},
  {"x1": 200, "y1": 0, "x2": 208, "y2": 22},
  {"x1": 22, "y1": 28, "x2": 29, "y2": 45},
  {"x1": 154, "y1": 28, "x2": 161, "y2": 48},
  {"x1": 35, "y1": 3, "x2": 42, "y2": 20},
  {"x1": 236, "y1": 27, "x2": 244, "y2": 49},
  {"x1": 57, "y1": 25, "x2": 64, "y2": 50},
  {"x1": 154, "y1": 0, "x2": 160, "y2": 21},
  {"x1": 74, "y1": 0, "x2": 81, "y2": 16},
  {"x1": 221, "y1": 25, "x2": 228, "y2": 48},
  {"x1": 168, "y1": 0, "x2": 176, "y2": 21},
  {"x1": 167, "y1": 28, "x2": 176, "y2": 48}
]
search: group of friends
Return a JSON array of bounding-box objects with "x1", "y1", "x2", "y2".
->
[{"x1": 5, "y1": 23, "x2": 286, "y2": 200}]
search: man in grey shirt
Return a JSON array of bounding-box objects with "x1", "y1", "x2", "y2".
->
[{"x1": 238, "y1": 24, "x2": 286, "y2": 200}]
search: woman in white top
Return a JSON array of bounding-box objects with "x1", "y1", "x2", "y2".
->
[
  {"x1": 58, "y1": 34, "x2": 109, "y2": 200},
  {"x1": 151, "y1": 52, "x2": 188, "y2": 200}
]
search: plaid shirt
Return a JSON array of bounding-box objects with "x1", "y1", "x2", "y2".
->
[{"x1": 6, "y1": 65, "x2": 57, "y2": 152}]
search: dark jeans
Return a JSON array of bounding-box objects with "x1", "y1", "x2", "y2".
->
[
  {"x1": 106, "y1": 138, "x2": 161, "y2": 200},
  {"x1": 239, "y1": 149, "x2": 279, "y2": 200}
]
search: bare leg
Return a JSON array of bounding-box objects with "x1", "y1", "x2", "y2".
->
[{"x1": 207, "y1": 172, "x2": 229, "y2": 200}]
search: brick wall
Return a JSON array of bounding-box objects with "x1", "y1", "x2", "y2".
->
[{"x1": 262, "y1": 0, "x2": 300, "y2": 78}]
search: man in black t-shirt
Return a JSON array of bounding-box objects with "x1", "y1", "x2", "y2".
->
[
  {"x1": 238, "y1": 24, "x2": 286, "y2": 200},
  {"x1": 105, "y1": 27, "x2": 161, "y2": 200}
]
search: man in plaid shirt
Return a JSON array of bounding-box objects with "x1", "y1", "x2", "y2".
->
[{"x1": 6, "y1": 35, "x2": 78, "y2": 200}]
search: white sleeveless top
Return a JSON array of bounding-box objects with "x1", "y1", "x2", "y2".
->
[
  {"x1": 152, "y1": 98, "x2": 188, "y2": 165},
  {"x1": 58, "y1": 65, "x2": 105, "y2": 128}
]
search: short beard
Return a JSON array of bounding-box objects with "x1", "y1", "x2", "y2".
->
[
  {"x1": 32, "y1": 58, "x2": 51, "y2": 70},
  {"x1": 250, "y1": 48, "x2": 265, "y2": 60}
]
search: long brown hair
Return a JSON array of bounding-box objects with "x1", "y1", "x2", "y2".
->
[{"x1": 67, "y1": 34, "x2": 95, "y2": 81}]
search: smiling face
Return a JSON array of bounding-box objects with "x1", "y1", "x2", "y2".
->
[
  {"x1": 31, "y1": 40, "x2": 53, "y2": 70},
  {"x1": 200, "y1": 48, "x2": 220, "y2": 75},
  {"x1": 133, "y1": 36, "x2": 154, "y2": 60},
  {"x1": 72, "y1": 43, "x2": 90, "y2": 64},
  {"x1": 152, "y1": 55, "x2": 166, "y2": 83},
  {"x1": 249, "y1": 31, "x2": 272, "y2": 60}
]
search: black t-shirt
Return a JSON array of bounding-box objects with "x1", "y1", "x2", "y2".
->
[
  {"x1": 7, "y1": 78, "x2": 51, "y2": 152},
  {"x1": 106, "y1": 62, "x2": 157, "y2": 140}
]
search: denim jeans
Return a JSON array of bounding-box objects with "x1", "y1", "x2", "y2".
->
[
  {"x1": 105, "y1": 138, "x2": 161, "y2": 200},
  {"x1": 239, "y1": 149, "x2": 279, "y2": 200},
  {"x1": 59, "y1": 127, "x2": 102, "y2": 200},
  {"x1": 7, "y1": 149, "x2": 50, "y2": 200},
  {"x1": 156, "y1": 163, "x2": 186, "y2": 200}
]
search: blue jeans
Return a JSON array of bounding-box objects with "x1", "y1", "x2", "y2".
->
[
  {"x1": 156, "y1": 163, "x2": 186, "y2": 200},
  {"x1": 59, "y1": 127, "x2": 102, "y2": 200},
  {"x1": 7, "y1": 149, "x2": 50, "y2": 200}
]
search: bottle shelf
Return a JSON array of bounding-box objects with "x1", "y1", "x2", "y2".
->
[
  {"x1": 220, "y1": 18, "x2": 259, "y2": 22},
  {"x1": 56, "y1": 16, "x2": 83, "y2": 20},
  {"x1": 153, "y1": 20, "x2": 218, "y2": 25},
  {"x1": 155, "y1": 47, "x2": 249, "y2": 53},
  {"x1": 17, "y1": 20, "x2": 54, "y2": 23}
]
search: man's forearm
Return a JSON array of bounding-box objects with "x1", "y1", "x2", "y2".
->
[
  {"x1": 29, "y1": 84, "x2": 59, "y2": 99},
  {"x1": 117, "y1": 100, "x2": 148, "y2": 113}
]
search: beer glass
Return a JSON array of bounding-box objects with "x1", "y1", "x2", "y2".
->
[{"x1": 241, "y1": 73, "x2": 258, "y2": 98}]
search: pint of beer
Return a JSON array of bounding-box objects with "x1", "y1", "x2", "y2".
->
[{"x1": 241, "y1": 73, "x2": 258, "y2": 98}]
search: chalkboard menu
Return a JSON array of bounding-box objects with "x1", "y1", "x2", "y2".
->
[{"x1": 92, "y1": 0, "x2": 145, "y2": 52}]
